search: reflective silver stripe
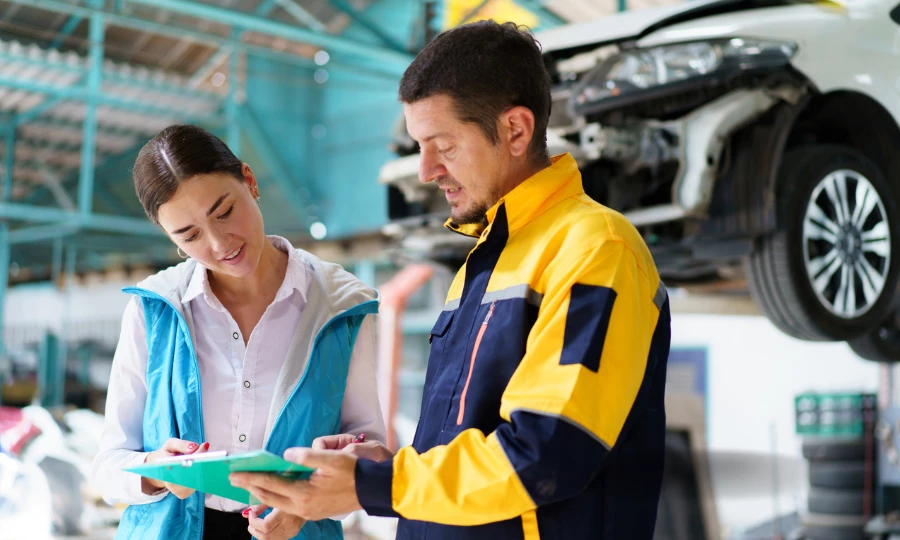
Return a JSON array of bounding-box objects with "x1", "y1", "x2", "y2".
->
[
  {"x1": 508, "y1": 407, "x2": 612, "y2": 450},
  {"x1": 481, "y1": 284, "x2": 543, "y2": 307},
  {"x1": 443, "y1": 284, "x2": 543, "y2": 311},
  {"x1": 653, "y1": 280, "x2": 667, "y2": 311}
]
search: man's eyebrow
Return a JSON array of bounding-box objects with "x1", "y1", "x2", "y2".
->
[{"x1": 420, "y1": 132, "x2": 452, "y2": 143}]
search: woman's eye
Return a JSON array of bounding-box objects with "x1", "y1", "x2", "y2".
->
[
  {"x1": 184, "y1": 233, "x2": 198, "y2": 243},
  {"x1": 218, "y1": 205, "x2": 234, "y2": 220}
]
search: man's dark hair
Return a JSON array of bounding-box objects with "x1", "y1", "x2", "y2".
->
[
  {"x1": 133, "y1": 124, "x2": 243, "y2": 225},
  {"x1": 399, "y1": 20, "x2": 551, "y2": 165}
]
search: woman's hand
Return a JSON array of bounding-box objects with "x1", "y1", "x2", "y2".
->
[
  {"x1": 245, "y1": 504, "x2": 305, "y2": 540},
  {"x1": 312, "y1": 434, "x2": 394, "y2": 463},
  {"x1": 142, "y1": 438, "x2": 210, "y2": 498}
]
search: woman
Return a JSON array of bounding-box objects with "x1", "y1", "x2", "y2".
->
[{"x1": 91, "y1": 125, "x2": 384, "y2": 540}]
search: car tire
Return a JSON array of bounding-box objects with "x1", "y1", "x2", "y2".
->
[
  {"x1": 848, "y1": 308, "x2": 900, "y2": 362},
  {"x1": 802, "y1": 513, "x2": 866, "y2": 540},
  {"x1": 808, "y1": 461, "x2": 867, "y2": 490},
  {"x1": 808, "y1": 488, "x2": 866, "y2": 515},
  {"x1": 747, "y1": 144, "x2": 900, "y2": 341},
  {"x1": 802, "y1": 439, "x2": 866, "y2": 461}
]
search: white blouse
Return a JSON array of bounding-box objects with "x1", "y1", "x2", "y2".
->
[{"x1": 92, "y1": 236, "x2": 385, "y2": 512}]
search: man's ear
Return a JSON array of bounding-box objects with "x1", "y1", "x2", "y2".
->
[{"x1": 502, "y1": 106, "x2": 536, "y2": 158}]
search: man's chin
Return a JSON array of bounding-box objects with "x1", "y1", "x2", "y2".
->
[{"x1": 450, "y1": 208, "x2": 486, "y2": 226}]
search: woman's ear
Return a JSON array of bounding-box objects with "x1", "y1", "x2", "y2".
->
[{"x1": 241, "y1": 163, "x2": 260, "y2": 198}]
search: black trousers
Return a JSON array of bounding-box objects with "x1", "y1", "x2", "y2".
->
[{"x1": 203, "y1": 507, "x2": 251, "y2": 540}]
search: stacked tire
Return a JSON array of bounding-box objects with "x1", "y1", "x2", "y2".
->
[{"x1": 801, "y1": 438, "x2": 872, "y2": 540}]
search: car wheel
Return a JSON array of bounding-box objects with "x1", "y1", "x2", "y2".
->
[
  {"x1": 808, "y1": 488, "x2": 866, "y2": 515},
  {"x1": 848, "y1": 308, "x2": 900, "y2": 362},
  {"x1": 802, "y1": 438, "x2": 866, "y2": 461},
  {"x1": 747, "y1": 144, "x2": 900, "y2": 341}
]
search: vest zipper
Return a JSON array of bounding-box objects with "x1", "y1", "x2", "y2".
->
[{"x1": 457, "y1": 301, "x2": 496, "y2": 426}]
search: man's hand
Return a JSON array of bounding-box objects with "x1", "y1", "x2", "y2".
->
[
  {"x1": 143, "y1": 439, "x2": 210, "y2": 499},
  {"x1": 244, "y1": 504, "x2": 305, "y2": 540},
  {"x1": 230, "y1": 449, "x2": 361, "y2": 521},
  {"x1": 313, "y1": 434, "x2": 395, "y2": 463}
]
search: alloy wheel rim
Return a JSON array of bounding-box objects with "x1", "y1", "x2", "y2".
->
[{"x1": 802, "y1": 169, "x2": 891, "y2": 319}]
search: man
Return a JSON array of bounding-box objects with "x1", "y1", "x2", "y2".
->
[{"x1": 231, "y1": 20, "x2": 671, "y2": 539}]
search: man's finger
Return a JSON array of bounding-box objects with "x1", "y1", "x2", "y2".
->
[
  {"x1": 284, "y1": 448, "x2": 343, "y2": 469},
  {"x1": 245, "y1": 485, "x2": 292, "y2": 511},
  {"x1": 230, "y1": 472, "x2": 298, "y2": 495}
]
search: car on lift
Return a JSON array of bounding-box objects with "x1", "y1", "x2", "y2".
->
[{"x1": 379, "y1": 0, "x2": 900, "y2": 361}]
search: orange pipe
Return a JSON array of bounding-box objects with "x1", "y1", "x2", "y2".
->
[{"x1": 375, "y1": 264, "x2": 434, "y2": 451}]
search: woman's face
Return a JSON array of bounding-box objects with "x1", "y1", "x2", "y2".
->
[{"x1": 157, "y1": 164, "x2": 265, "y2": 279}]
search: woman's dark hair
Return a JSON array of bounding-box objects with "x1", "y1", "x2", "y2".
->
[
  {"x1": 398, "y1": 20, "x2": 551, "y2": 165},
  {"x1": 133, "y1": 124, "x2": 243, "y2": 225}
]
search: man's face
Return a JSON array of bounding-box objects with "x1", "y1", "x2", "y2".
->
[{"x1": 404, "y1": 95, "x2": 507, "y2": 225}]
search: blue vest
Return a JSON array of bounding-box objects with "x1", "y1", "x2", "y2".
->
[{"x1": 114, "y1": 278, "x2": 377, "y2": 540}]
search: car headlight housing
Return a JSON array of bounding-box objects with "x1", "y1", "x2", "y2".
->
[{"x1": 572, "y1": 38, "x2": 797, "y2": 114}]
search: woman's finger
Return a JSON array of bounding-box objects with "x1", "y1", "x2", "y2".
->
[{"x1": 163, "y1": 438, "x2": 201, "y2": 454}]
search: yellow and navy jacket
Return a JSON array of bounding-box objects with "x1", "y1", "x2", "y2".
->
[{"x1": 356, "y1": 153, "x2": 671, "y2": 539}]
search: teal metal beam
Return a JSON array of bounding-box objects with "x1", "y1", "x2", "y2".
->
[
  {"x1": 49, "y1": 15, "x2": 82, "y2": 49},
  {"x1": 0, "y1": 215, "x2": 8, "y2": 396},
  {"x1": 125, "y1": 0, "x2": 413, "y2": 65},
  {"x1": 4, "y1": 121, "x2": 14, "y2": 202},
  {"x1": 52, "y1": 236, "x2": 63, "y2": 284},
  {"x1": 0, "y1": 49, "x2": 217, "y2": 101},
  {"x1": 273, "y1": 0, "x2": 328, "y2": 32},
  {"x1": 227, "y1": 38, "x2": 241, "y2": 157},
  {"x1": 7, "y1": 0, "x2": 404, "y2": 78},
  {"x1": 0, "y1": 75, "x2": 222, "y2": 122},
  {"x1": 79, "y1": 13, "x2": 104, "y2": 219},
  {"x1": 9, "y1": 223, "x2": 79, "y2": 245},
  {"x1": 329, "y1": 0, "x2": 408, "y2": 53},
  {"x1": 78, "y1": 345, "x2": 90, "y2": 386},
  {"x1": 240, "y1": 105, "x2": 308, "y2": 221},
  {"x1": 17, "y1": 95, "x2": 68, "y2": 124},
  {"x1": 187, "y1": 49, "x2": 229, "y2": 88},
  {"x1": 0, "y1": 202, "x2": 157, "y2": 235},
  {"x1": 255, "y1": 0, "x2": 278, "y2": 16}
]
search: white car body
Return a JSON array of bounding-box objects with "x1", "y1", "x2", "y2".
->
[{"x1": 380, "y1": 0, "x2": 900, "y2": 355}]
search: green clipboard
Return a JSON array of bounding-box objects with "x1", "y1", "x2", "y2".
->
[{"x1": 125, "y1": 450, "x2": 313, "y2": 504}]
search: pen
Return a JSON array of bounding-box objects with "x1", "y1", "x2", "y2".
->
[{"x1": 354, "y1": 433, "x2": 366, "y2": 444}]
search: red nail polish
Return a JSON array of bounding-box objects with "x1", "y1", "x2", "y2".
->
[
  {"x1": 242, "y1": 509, "x2": 250, "y2": 517},
  {"x1": 188, "y1": 443, "x2": 198, "y2": 449}
]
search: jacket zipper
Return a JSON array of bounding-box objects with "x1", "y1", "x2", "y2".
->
[{"x1": 457, "y1": 301, "x2": 496, "y2": 426}]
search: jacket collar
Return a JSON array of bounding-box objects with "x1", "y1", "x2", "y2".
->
[{"x1": 444, "y1": 153, "x2": 583, "y2": 239}]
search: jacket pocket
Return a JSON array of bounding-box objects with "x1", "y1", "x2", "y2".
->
[
  {"x1": 457, "y1": 301, "x2": 496, "y2": 425},
  {"x1": 429, "y1": 309, "x2": 454, "y2": 344}
]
